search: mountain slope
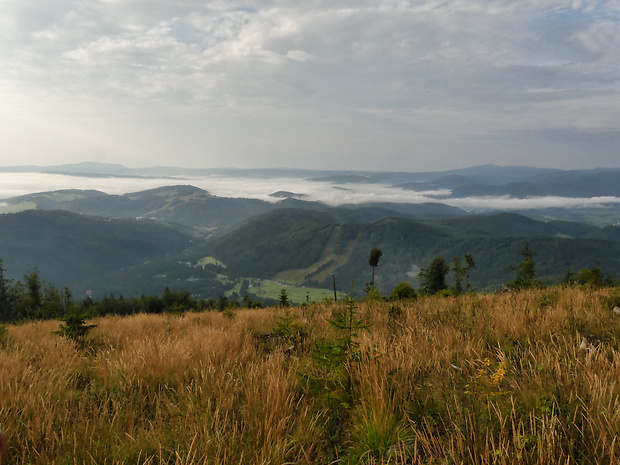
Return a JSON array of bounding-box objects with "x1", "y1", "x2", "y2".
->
[
  {"x1": 0, "y1": 210, "x2": 193, "y2": 291},
  {"x1": 200, "y1": 209, "x2": 620, "y2": 293},
  {"x1": 5, "y1": 185, "x2": 470, "y2": 232},
  {"x1": 6, "y1": 186, "x2": 277, "y2": 232}
]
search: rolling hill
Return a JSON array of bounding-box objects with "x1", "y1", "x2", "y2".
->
[
  {"x1": 3, "y1": 185, "x2": 469, "y2": 233},
  {"x1": 0, "y1": 205, "x2": 618, "y2": 299},
  {"x1": 4, "y1": 185, "x2": 276, "y2": 233},
  {"x1": 2, "y1": 162, "x2": 620, "y2": 299},
  {"x1": 0, "y1": 210, "x2": 195, "y2": 295},
  {"x1": 199, "y1": 209, "x2": 620, "y2": 294}
]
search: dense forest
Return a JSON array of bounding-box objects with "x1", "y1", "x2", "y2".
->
[
  {"x1": 1, "y1": 238, "x2": 615, "y2": 324},
  {"x1": 0, "y1": 259, "x2": 272, "y2": 323}
]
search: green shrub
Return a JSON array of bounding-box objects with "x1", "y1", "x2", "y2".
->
[
  {"x1": 55, "y1": 309, "x2": 96, "y2": 345},
  {"x1": 390, "y1": 282, "x2": 417, "y2": 300}
]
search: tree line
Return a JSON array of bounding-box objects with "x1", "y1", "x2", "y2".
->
[
  {"x1": 0, "y1": 259, "x2": 271, "y2": 323},
  {"x1": 372, "y1": 242, "x2": 618, "y2": 301},
  {"x1": 1, "y1": 242, "x2": 617, "y2": 323}
]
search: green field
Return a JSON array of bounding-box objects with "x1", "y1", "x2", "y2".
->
[
  {"x1": 197, "y1": 256, "x2": 227, "y2": 268},
  {"x1": 227, "y1": 278, "x2": 347, "y2": 304},
  {"x1": 0, "y1": 201, "x2": 36, "y2": 214}
]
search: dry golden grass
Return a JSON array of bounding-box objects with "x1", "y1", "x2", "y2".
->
[{"x1": 1, "y1": 287, "x2": 620, "y2": 464}]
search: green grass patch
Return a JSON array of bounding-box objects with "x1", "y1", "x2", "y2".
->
[
  {"x1": 44, "y1": 192, "x2": 88, "y2": 201},
  {"x1": 273, "y1": 233, "x2": 356, "y2": 284},
  {"x1": 249, "y1": 279, "x2": 346, "y2": 304},
  {"x1": 0, "y1": 202, "x2": 37, "y2": 213},
  {"x1": 197, "y1": 256, "x2": 227, "y2": 268}
]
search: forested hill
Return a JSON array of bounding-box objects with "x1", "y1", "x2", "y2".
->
[
  {"x1": 5, "y1": 186, "x2": 275, "y2": 232},
  {"x1": 1, "y1": 205, "x2": 619, "y2": 299},
  {"x1": 199, "y1": 209, "x2": 620, "y2": 292},
  {"x1": 0, "y1": 210, "x2": 192, "y2": 290}
]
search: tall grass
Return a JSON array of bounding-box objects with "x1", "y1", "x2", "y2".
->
[{"x1": 1, "y1": 288, "x2": 620, "y2": 463}]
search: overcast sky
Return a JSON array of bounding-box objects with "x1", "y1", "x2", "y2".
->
[{"x1": 1, "y1": 1, "x2": 620, "y2": 172}]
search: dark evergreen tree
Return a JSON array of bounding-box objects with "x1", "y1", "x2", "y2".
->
[
  {"x1": 507, "y1": 242, "x2": 541, "y2": 290},
  {"x1": 0, "y1": 260, "x2": 12, "y2": 321},
  {"x1": 419, "y1": 256, "x2": 450, "y2": 295},
  {"x1": 55, "y1": 308, "x2": 96, "y2": 346},
  {"x1": 562, "y1": 270, "x2": 575, "y2": 286},
  {"x1": 23, "y1": 268, "x2": 43, "y2": 318},
  {"x1": 279, "y1": 288, "x2": 290, "y2": 307},
  {"x1": 368, "y1": 248, "x2": 383, "y2": 286},
  {"x1": 451, "y1": 256, "x2": 464, "y2": 295},
  {"x1": 41, "y1": 284, "x2": 65, "y2": 319},
  {"x1": 464, "y1": 254, "x2": 476, "y2": 290}
]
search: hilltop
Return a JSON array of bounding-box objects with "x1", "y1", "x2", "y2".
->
[{"x1": 3, "y1": 163, "x2": 620, "y2": 226}]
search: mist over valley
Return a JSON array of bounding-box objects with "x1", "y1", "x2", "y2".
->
[{"x1": 2, "y1": 163, "x2": 620, "y2": 222}]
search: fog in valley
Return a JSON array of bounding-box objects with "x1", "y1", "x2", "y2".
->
[{"x1": 2, "y1": 171, "x2": 620, "y2": 214}]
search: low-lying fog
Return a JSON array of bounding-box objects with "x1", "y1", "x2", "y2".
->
[{"x1": 1, "y1": 172, "x2": 620, "y2": 212}]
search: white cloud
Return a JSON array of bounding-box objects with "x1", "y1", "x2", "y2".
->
[
  {"x1": 446, "y1": 195, "x2": 620, "y2": 211},
  {"x1": 1, "y1": 1, "x2": 620, "y2": 170},
  {"x1": 4, "y1": 172, "x2": 620, "y2": 217}
]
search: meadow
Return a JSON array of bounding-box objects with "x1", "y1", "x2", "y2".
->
[
  {"x1": 245, "y1": 279, "x2": 345, "y2": 304},
  {"x1": 1, "y1": 287, "x2": 620, "y2": 464}
]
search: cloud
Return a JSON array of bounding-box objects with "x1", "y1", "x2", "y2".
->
[
  {"x1": 446, "y1": 195, "x2": 620, "y2": 211},
  {"x1": 1, "y1": 1, "x2": 620, "y2": 170},
  {"x1": 3, "y1": 172, "x2": 620, "y2": 218}
]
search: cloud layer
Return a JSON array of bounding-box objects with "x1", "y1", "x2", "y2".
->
[
  {"x1": 1, "y1": 1, "x2": 620, "y2": 170},
  {"x1": 3, "y1": 172, "x2": 620, "y2": 215}
]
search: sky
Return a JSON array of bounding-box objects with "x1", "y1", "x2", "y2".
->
[{"x1": 1, "y1": 1, "x2": 620, "y2": 172}]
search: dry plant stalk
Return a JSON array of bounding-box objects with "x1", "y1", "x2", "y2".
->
[{"x1": 0, "y1": 288, "x2": 619, "y2": 464}]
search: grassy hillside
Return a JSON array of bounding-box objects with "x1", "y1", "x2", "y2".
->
[
  {"x1": 2, "y1": 287, "x2": 620, "y2": 463},
  {"x1": 0, "y1": 209, "x2": 378, "y2": 300},
  {"x1": 200, "y1": 211, "x2": 451, "y2": 289}
]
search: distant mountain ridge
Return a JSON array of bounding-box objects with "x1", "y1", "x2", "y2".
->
[
  {"x1": 5, "y1": 185, "x2": 274, "y2": 232},
  {"x1": 2, "y1": 161, "x2": 617, "y2": 184},
  {"x1": 3, "y1": 162, "x2": 620, "y2": 224},
  {"x1": 3, "y1": 161, "x2": 620, "y2": 199},
  {"x1": 3, "y1": 184, "x2": 469, "y2": 232}
]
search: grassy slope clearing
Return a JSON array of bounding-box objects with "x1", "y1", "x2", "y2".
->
[
  {"x1": 2, "y1": 287, "x2": 620, "y2": 464},
  {"x1": 224, "y1": 277, "x2": 347, "y2": 303}
]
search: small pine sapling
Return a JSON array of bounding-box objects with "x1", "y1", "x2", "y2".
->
[
  {"x1": 55, "y1": 309, "x2": 96, "y2": 347},
  {"x1": 301, "y1": 284, "x2": 370, "y2": 459},
  {"x1": 279, "y1": 288, "x2": 290, "y2": 307}
]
